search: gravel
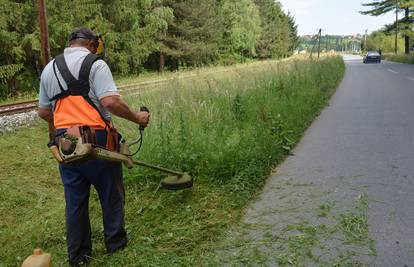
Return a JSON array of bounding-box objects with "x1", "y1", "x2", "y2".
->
[{"x1": 0, "y1": 111, "x2": 40, "y2": 134}]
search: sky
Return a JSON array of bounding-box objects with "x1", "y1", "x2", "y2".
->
[{"x1": 278, "y1": 0, "x2": 396, "y2": 36}]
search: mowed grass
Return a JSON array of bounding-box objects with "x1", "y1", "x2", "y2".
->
[{"x1": 0, "y1": 56, "x2": 345, "y2": 266}]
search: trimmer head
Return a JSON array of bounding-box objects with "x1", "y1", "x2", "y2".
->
[{"x1": 160, "y1": 173, "x2": 193, "y2": 190}]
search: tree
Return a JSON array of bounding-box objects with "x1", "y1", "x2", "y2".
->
[
  {"x1": 383, "y1": 1, "x2": 414, "y2": 53},
  {"x1": 365, "y1": 29, "x2": 405, "y2": 52},
  {"x1": 219, "y1": 0, "x2": 262, "y2": 62},
  {"x1": 285, "y1": 12, "x2": 299, "y2": 54},
  {"x1": 158, "y1": 0, "x2": 221, "y2": 71},
  {"x1": 254, "y1": 0, "x2": 284, "y2": 58},
  {"x1": 0, "y1": 0, "x2": 39, "y2": 97},
  {"x1": 98, "y1": 0, "x2": 172, "y2": 74},
  {"x1": 361, "y1": 0, "x2": 414, "y2": 54},
  {"x1": 253, "y1": 0, "x2": 298, "y2": 59},
  {"x1": 0, "y1": 0, "x2": 298, "y2": 97}
]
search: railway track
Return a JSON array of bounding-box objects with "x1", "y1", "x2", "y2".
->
[
  {"x1": 0, "y1": 100, "x2": 38, "y2": 116},
  {"x1": 0, "y1": 64, "x2": 249, "y2": 117},
  {"x1": 0, "y1": 74, "x2": 218, "y2": 117}
]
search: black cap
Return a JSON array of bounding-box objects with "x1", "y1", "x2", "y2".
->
[{"x1": 69, "y1": 28, "x2": 98, "y2": 42}]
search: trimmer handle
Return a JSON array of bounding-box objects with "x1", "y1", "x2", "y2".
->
[{"x1": 139, "y1": 106, "x2": 150, "y2": 132}]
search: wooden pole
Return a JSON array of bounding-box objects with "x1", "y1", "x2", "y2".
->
[
  {"x1": 404, "y1": 8, "x2": 410, "y2": 54},
  {"x1": 38, "y1": 0, "x2": 54, "y2": 141},
  {"x1": 395, "y1": 1, "x2": 398, "y2": 54},
  {"x1": 317, "y1": 29, "x2": 322, "y2": 58},
  {"x1": 38, "y1": 0, "x2": 50, "y2": 67}
]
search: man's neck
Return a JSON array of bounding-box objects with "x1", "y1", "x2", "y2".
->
[
  {"x1": 70, "y1": 44, "x2": 87, "y2": 49},
  {"x1": 68, "y1": 45, "x2": 93, "y2": 54}
]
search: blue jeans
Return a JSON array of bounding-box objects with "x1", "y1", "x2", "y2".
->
[{"x1": 58, "y1": 130, "x2": 127, "y2": 264}]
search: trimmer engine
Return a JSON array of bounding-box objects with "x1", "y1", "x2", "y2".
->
[{"x1": 58, "y1": 136, "x2": 93, "y2": 163}]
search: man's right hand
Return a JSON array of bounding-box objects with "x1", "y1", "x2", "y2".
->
[
  {"x1": 101, "y1": 95, "x2": 150, "y2": 127},
  {"x1": 135, "y1": 111, "x2": 150, "y2": 127}
]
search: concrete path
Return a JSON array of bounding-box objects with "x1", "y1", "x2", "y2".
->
[{"x1": 219, "y1": 56, "x2": 414, "y2": 266}]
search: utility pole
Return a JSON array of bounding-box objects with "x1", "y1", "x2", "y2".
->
[
  {"x1": 317, "y1": 28, "x2": 322, "y2": 58},
  {"x1": 38, "y1": 0, "x2": 50, "y2": 67},
  {"x1": 38, "y1": 0, "x2": 53, "y2": 141},
  {"x1": 404, "y1": 7, "x2": 410, "y2": 54},
  {"x1": 395, "y1": 0, "x2": 399, "y2": 54},
  {"x1": 364, "y1": 29, "x2": 368, "y2": 52}
]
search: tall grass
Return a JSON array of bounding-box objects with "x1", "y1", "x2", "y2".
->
[
  {"x1": 117, "y1": 56, "x2": 344, "y2": 188},
  {"x1": 383, "y1": 53, "x2": 414, "y2": 64},
  {"x1": 0, "y1": 56, "x2": 345, "y2": 266}
]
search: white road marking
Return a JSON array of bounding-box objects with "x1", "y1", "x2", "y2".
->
[
  {"x1": 388, "y1": 69, "x2": 398, "y2": 74},
  {"x1": 407, "y1": 77, "x2": 414, "y2": 82}
]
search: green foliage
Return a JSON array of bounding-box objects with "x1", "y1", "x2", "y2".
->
[
  {"x1": 0, "y1": 0, "x2": 298, "y2": 97},
  {"x1": 361, "y1": 0, "x2": 414, "y2": 53},
  {"x1": 361, "y1": 0, "x2": 402, "y2": 16},
  {"x1": 0, "y1": 64, "x2": 23, "y2": 83},
  {"x1": 0, "y1": 1, "x2": 40, "y2": 96},
  {"x1": 365, "y1": 30, "x2": 405, "y2": 52},
  {"x1": 299, "y1": 35, "x2": 363, "y2": 53},
  {"x1": 220, "y1": 0, "x2": 262, "y2": 57},
  {"x1": 160, "y1": 0, "x2": 220, "y2": 68},
  {"x1": 253, "y1": 5, "x2": 298, "y2": 58}
]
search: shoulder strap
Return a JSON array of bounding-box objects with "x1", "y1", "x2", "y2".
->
[
  {"x1": 79, "y1": 53, "x2": 100, "y2": 82},
  {"x1": 55, "y1": 54, "x2": 77, "y2": 85},
  {"x1": 50, "y1": 58, "x2": 70, "y2": 102},
  {"x1": 77, "y1": 53, "x2": 110, "y2": 127},
  {"x1": 52, "y1": 60, "x2": 65, "y2": 93}
]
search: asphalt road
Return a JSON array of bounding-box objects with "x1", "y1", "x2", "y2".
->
[
  {"x1": 222, "y1": 56, "x2": 414, "y2": 266},
  {"x1": 340, "y1": 56, "x2": 414, "y2": 266}
]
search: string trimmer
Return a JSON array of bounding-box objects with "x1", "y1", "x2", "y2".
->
[{"x1": 48, "y1": 107, "x2": 193, "y2": 190}]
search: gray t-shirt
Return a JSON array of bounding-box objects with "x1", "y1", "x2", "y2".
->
[{"x1": 38, "y1": 47, "x2": 119, "y2": 120}]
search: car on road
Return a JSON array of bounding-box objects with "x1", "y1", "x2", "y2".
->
[{"x1": 363, "y1": 51, "x2": 381, "y2": 63}]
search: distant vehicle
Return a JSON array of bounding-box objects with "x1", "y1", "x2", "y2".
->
[{"x1": 363, "y1": 52, "x2": 381, "y2": 63}]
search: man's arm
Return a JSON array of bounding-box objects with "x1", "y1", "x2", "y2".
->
[
  {"x1": 100, "y1": 95, "x2": 149, "y2": 126},
  {"x1": 38, "y1": 107, "x2": 55, "y2": 141}
]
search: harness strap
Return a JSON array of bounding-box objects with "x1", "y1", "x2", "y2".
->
[
  {"x1": 50, "y1": 52, "x2": 111, "y2": 128},
  {"x1": 52, "y1": 60, "x2": 65, "y2": 92},
  {"x1": 54, "y1": 54, "x2": 76, "y2": 84},
  {"x1": 51, "y1": 60, "x2": 68, "y2": 105},
  {"x1": 79, "y1": 53, "x2": 99, "y2": 81}
]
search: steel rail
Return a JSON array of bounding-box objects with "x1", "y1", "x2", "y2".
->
[{"x1": 0, "y1": 100, "x2": 38, "y2": 116}]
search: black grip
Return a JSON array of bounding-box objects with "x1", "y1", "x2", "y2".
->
[
  {"x1": 140, "y1": 106, "x2": 149, "y2": 113},
  {"x1": 139, "y1": 106, "x2": 149, "y2": 131}
]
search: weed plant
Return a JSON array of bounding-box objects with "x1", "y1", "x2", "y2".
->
[
  {"x1": 118, "y1": 56, "x2": 344, "y2": 186},
  {"x1": 0, "y1": 56, "x2": 345, "y2": 266}
]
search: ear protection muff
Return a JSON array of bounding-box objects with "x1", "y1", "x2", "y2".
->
[{"x1": 95, "y1": 35, "x2": 105, "y2": 59}]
